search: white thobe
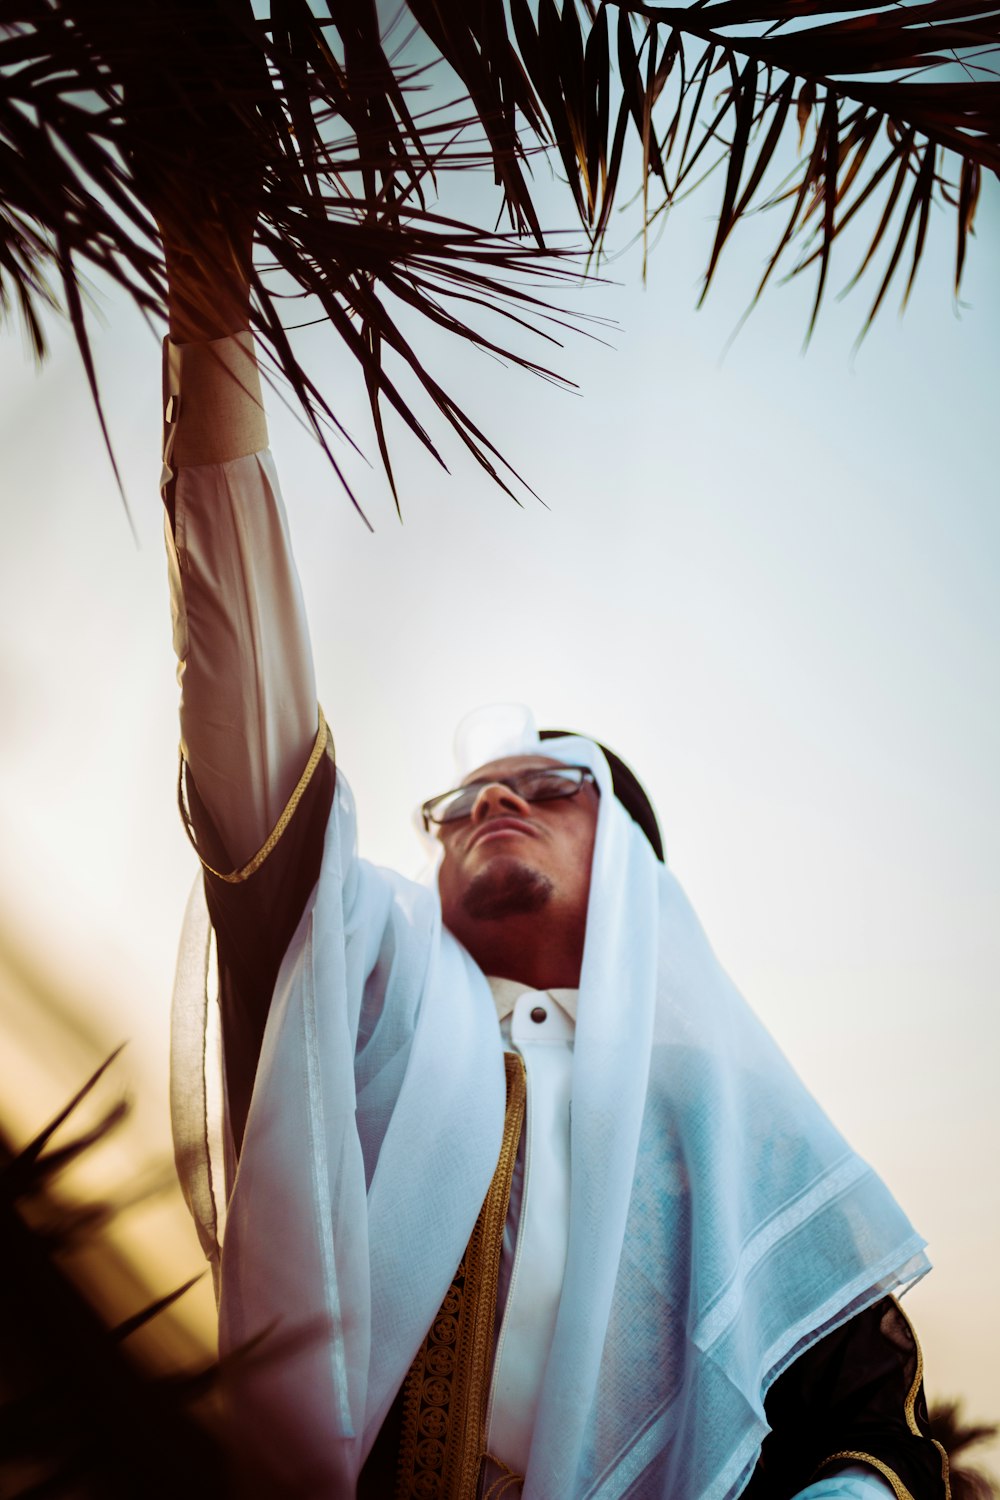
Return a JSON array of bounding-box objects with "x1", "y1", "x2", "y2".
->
[{"x1": 488, "y1": 980, "x2": 576, "y2": 1477}]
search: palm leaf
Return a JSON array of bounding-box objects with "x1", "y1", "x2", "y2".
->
[
  {"x1": 4, "y1": 1045, "x2": 128, "y2": 1196},
  {"x1": 927, "y1": 1400, "x2": 999, "y2": 1500},
  {"x1": 1, "y1": 0, "x2": 998, "y2": 502},
  {"x1": 1, "y1": 1077, "x2": 226, "y2": 1497}
]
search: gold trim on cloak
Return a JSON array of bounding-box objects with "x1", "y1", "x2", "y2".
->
[
  {"x1": 177, "y1": 706, "x2": 330, "y2": 883},
  {"x1": 395, "y1": 1052, "x2": 527, "y2": 1500}
]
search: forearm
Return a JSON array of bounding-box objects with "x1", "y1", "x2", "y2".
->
[
  {"x1": 163, "y1": 333, "x2": 319, "y2": 869},
  {"x1": 138, "y1": 16, "x2": 331, "y2": 1146},
  {"x1": 162, "y1": 330, "x2": 335, "y2": 1151}
]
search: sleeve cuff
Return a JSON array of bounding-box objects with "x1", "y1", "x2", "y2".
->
[{"x1": 162, "y1": 332, "x2": 268, "y2": 467}]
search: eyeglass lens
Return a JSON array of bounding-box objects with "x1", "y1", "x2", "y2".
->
[{"x1": 434, "y1": 767, "x2": 584, "y2": 824}]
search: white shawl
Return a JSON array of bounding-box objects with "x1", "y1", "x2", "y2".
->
[{"x1": 172, "y1": 729, "x2": 928, "y2": 1499}]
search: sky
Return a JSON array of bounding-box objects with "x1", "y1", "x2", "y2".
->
[{"x1": 1, "y1": 126, "x2": 998, "y2": 1459}]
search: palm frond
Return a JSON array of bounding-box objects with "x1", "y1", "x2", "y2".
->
[
  {"x1": 1, "y1": 0, "x2": 998, "y2": 502},
  {"x1": 927, "y1": 1400, "x2": 999, "y2": 1500},
  {"x1": 590, "y1": 2, "x2": 998, "y2": 335},
  {"x1": 0, "y1": 1068, "x2": 226, "y2": 1498},
  {"x1": 409, "y1": 0, "x2": 998, "y2": 322},
  {"x1": 4, "y1": 1044, "x2": 128, "y2": 1196}
]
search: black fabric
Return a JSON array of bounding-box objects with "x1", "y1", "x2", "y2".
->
[
  {"x1": 743, "y1": 1297, "x2": 948, "y2": 1500},
  {"x1": 538, "y1": 728, "x2": 664, "y2": 861},
  {"x1": 183, "y1": 745, "x2": 336, "y2": 1154},
  {"x1": 358, "y1": 1381, "x2": 405, "y2": 1498}
]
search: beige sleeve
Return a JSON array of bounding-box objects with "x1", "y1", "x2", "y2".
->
[{"x1": 162, "y1": 334, "x2": 319, "y2": 868}]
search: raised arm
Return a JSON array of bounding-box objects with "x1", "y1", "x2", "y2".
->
[
  {"x1": 159, "y1": 184, "x2": 321, "y2": 871},
  {"x1": 155, "y1": 169, "x2": 335, "y2": 1150}
]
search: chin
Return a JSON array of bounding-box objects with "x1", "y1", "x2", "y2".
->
[{"x1": 459, "y1": 857, "x2": 554, "y2": 922}]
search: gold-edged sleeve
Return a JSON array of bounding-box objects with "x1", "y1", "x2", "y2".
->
[{"x1": 177, "y1": 706, "x2": 331, "y2": 884}]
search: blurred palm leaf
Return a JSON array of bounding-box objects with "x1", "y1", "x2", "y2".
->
[
  {"x1": 0, "y1": 1055, "x2": 226, "y2": 1498},
  {"x1": 927, "y1": 1400, "x2": 999, "y2": 1500},
  {"x1": 1, "y1": 0, "x2": 998, "y2": 502}
]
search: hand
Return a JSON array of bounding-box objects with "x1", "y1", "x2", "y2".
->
[{"x1": 120, "y1": 1, "x2": 266, "y2": 340}]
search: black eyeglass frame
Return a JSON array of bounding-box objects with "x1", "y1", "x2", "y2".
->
[{"x1": 421, "y1": 764, "x2": 597, "y2": 831}]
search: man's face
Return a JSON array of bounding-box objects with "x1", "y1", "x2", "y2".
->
[{"x1": 436, "y1": 755, "x2": 599, "y2": 945}]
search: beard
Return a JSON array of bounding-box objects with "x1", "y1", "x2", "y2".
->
[{"x1": 460, "y1": 857, "x2": 554, "y2": 922}]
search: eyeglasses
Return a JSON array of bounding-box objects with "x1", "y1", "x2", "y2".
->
[{"x1": 421, "y1": 765, "x2": 597, "y2": 831}]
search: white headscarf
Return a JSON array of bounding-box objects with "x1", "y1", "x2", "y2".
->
[{"x1": 172, "y1": 710, "x2": 928, "y2": 1498}]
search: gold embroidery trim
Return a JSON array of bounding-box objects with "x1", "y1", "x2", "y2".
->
[
  {"x1": 177, "y1": 706, "x2": 331, "y2": 883},
  {"x1": 395, "y1": 1053, "x2": 527, "y2": 1500},
  {"x1": 818, "y1": 1297, "x2": 951, "y2": 1500}
]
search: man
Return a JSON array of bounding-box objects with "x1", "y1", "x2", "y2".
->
[{"x1": 160, "y1": 186, "x2": 949, "y2": 1500}]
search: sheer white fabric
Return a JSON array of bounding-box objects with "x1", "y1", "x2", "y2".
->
[
  {"x1": 172, "y1": 728, "x2": 929, "y2": 1499},
  {"x1": 795, "y1": 1467, "x2": 897, "y2": 1499}
]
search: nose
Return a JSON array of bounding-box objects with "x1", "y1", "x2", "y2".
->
[{"x1": 469, "y1": 781, "x2": 532, "y2": 823}]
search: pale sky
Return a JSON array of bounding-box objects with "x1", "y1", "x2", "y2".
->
[{"x1": 1, "y1": 149, "x2": 998, "y2": 1459}]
